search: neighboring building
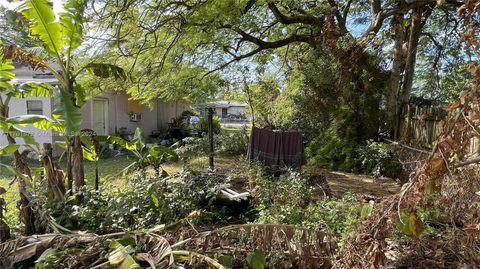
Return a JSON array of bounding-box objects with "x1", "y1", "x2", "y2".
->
[
  {"x1": 0, "y1": 64, "x2": 189, "y2": 154},
  {"x1": 197, "y1": 101, "x2": 250, "y2": 122}
]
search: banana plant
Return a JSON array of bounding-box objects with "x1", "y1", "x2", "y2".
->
[
  {"x1": 3, "y1": 0, "x2": 126, "y2": 194},
  {"x1": 79, "y1": 135, "x2": 101, "y2": 191},
  {"x1": 0, "y1": 44, "x2": 53, "y2": 235},
  {"x1": 108, "y1": 128, "x2": 178, "y2": 180}
]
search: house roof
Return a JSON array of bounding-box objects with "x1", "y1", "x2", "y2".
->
[
  {"x1": 12, "y1": 63, "x2": 60, "y2": 85},
  {"x1": 207, "y1": 100, "x2": 248, "y2": 108}
]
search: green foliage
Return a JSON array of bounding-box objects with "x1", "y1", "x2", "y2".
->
[
  {"x1": 278, "y1": 49, "x2": 386, "y2": 173},
  {"x1": 52, "y1": 90, "x2": 82, "y2": 136},
  {"x1": 396, "y1": 210, "x2": 424, "y2": 238},
  {"x1": 217, "y1": 126, "x2": 249, "y2": 155},
  {"x1": 196, "y1": 116, "x2": 221, "y2": 134},
  {"x1": 84, "y1": 63, "x2": 126, "y2": 80},
  {"x1": 176, "y1": 127, "x2": 249, "y2": 160},
  {"x1": 356, "y1": 140, "x2": 402, "y2": 178},
  {"x1": 107, "y1": 128, "x2": 178, "y2": 177},
  {"x1": 246, "y1": 75, "x2": 281, "y2": 127},
  {"x1": 253, "y1": 170, "x2": 361, "y2": 239},
  {"x1": 44, "y1": 170, "x2": 224, "y2": 233},
  {"x1": 60, "y1": 0, "x2": 86, "y2": 57},
  {"x1": 35, "y1": 248, "x2": 65, "y2": 269},
  {"x1": 20, "y1": 0, "x2": 63, "y2": 55},
  {"x1": 246, "y1": 248, "x2": 266, "y2": 269}
]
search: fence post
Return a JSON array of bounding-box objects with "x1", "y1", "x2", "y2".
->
[{"x1": 208, "y1": 107, "x2": 215, "y2": 170}]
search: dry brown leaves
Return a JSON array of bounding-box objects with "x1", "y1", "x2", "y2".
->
[
  {"x1": 2, "y1": 45, "x2": 48, "y2": 71},
  {"x1": 335, "y1": 57, "x2": 480, "y2": 268},
  {"x1": 171, "y1": 223, "x2": 336, "y2": 269}
]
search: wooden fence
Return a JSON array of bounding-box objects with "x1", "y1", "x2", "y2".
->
[{"x1": 399, "y1": 100, "x2": 480, "y2": 155}]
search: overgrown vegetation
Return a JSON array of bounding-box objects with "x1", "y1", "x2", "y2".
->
[{"x1": 1, "y1": 0, "x2": 480, "y2": 268}]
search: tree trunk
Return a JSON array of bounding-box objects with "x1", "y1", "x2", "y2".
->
[
  {"x1": 6, "y1": 135, "x2": 37, "y2": 235},
  {"x1": 388, "y1": 12, "x2": 406, "y2": 140},
  {"x1": 1, "y1": 99, "x2": 37, "y2": 235},
  {"x1": 67, "y1": 140, "x2": 73, "y2": 194},
  {"x1": 0, "y1": 191, "x2": 11, "y2": 242},
  {"x1": 398, "y1": 8, "x2": 429, "y2": 142},
  {"x1": 72, "y1": 136, "x2": 85, "y2": 194},
  {"x1": 41, "y1": 143, "x2": 66, "y2": 200}
]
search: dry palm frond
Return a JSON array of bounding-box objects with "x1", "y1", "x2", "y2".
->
[
  {"x1": 0, "y1": 232, "x2": 174, "y2": 269},
  {"x1": 173, "y1": 250, "x2": 226, "y2": 269},
  {"x1": 174, "y1": 224, "x2": 336, "y2": 269}
]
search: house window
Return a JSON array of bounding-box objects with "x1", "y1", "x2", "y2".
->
[
  {"x1": 222, "y1": 108, "x2": 228, "y2": 118},
  {"x1": 26, "y1": 100, "x2": 43, "y2": 115}
]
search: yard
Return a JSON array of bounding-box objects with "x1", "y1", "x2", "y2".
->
[{"x1": 1, "y1": 0, "x2": 480, "y2": 268}]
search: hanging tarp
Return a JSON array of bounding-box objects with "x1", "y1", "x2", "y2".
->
[{"x1": 247, "y1": 127, "x2": 304, "y2": 170}]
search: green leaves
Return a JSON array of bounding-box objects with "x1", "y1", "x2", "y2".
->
[
  {"x1": 52, "y1": 89, "x2": 82, "y2": 136},
  {"x1": 107, "y1": 136, "x2": 136, "y2": 151},
  {"x1": 107, "y1": 240, "x2": 141, "y2": 269},
  {"x1": 0, "y1": 52, "x2": 14, "y2": 90},
  {"x1": 131, "y1": 128, "x2": 146, "y2": 151},
  {"x1": 246, "y1": 248, "x2": 265, "y2": 269},
  {"x1": 106, "y1": 128, "x2": 178, "y2": 175},
  {"x1": 0, "y1": 144, "x2": 19, "y2": 155},
  {"x1": 84, "y1": 63, "x2": 126, "y2": 80},
  {"x1": 60, "y1": 0, "x2": 86, "y2": 57},
  {"x1": 14, "y1": 83, "x2": 52, "y2": 98},
  {"x1": 360, "y1": 201, "x2": 374, "y2": 218},
  {"x1": 20, "y1": 0, "x2": 62, "y2": 55},
  {"x1": 6, "y1": 114, "x2": 53, "y2": 125},
  {"x1": 396, "y1": 210, "x2": 424, "y2": 238}
]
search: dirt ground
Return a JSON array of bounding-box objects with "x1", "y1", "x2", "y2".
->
[
  {"x1": 190, "y1": 155, "x2": 402, "y2": 198},
  {"x1": 304, "y1": 166, "x2": 401, "y2": 198}
]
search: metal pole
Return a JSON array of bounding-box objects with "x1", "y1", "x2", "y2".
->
[{"x1": 208, "y1": 107, "x2": 214, "y2": 170}]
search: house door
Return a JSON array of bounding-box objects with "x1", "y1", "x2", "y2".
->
[
  {"x1": 92, "y1": 99, "x2": 108, "y2": 135},
  {"x1": 222, "y1": 108, "x2": 228, "y2": 118}
]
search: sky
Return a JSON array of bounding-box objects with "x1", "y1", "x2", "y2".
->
[{"x1": 0, "y1": 0, "x2": 64, "y2": 14}]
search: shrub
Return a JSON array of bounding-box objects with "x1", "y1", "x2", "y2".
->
[
  {"x1": 217, "y1": 126, "x2": 249, "y2": 155},
  {"x1": 253, "y1": 170, "x2": 361, "y2": 240},
  {"x1": 176, "y1": 127, "x2": 249, "y2": 159},
  {"x1": 195, "y1": 116, "x2": 221, "y2": 134},
  {"x1": 44, "y1": 170, "x2": 226, "y2": 234},
  {"x1": 356, "y1": 140, "x2": 401, "y2": 178}
]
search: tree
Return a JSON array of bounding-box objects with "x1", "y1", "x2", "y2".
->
[
  {"x1": 0, "y1": 6, "x2": 34, "y2": 48},
  {"x1": 3, "y1": 0, "x2": 125, "y2": 194},
  {"x1": 88, "y1": 0, "x2": 467, "y2": 138}
]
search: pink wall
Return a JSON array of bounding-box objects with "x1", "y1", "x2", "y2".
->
[
  {"x1": 1, "y1": 92, "x2": 189, "y2": 154},
  {"x1": 80, "y1": 92, "x2": 159, "y2": 136}
]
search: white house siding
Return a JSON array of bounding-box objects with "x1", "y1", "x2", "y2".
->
[
  {"x1": 0, "y1": 95, "x2": 55, "y2": 150},
  {"x1": 227, "y1": 106, "x2": 245, "y2": 115}
]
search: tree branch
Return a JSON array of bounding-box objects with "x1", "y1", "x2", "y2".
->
[{"x1": 267, "y1": 2, "x2": 324, "y2": 26}]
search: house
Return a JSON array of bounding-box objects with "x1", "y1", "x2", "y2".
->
[
  {"x1": 0, "y1": 64, "x2": 189, "y2": 154},
  {"x1": 196, "y1": 101, "x2": 250, "y2": 122}
]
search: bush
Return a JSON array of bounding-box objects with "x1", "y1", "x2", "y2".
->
[
  {"x1": 253, "y1": 170, "x2": 361, "y2": 239},
  {"x1": 195, "y1": 116, "x2": 221, "y2": 134},
  {"x1": 176, "y1": 127, "x2": 249, "y2": 159},
  {"x1": 217, "y1": 126, "x2": 249, "y2": 155},
  {"x1": 356, "y1": 140, "x2": 401, "y2": 178},
  {"x1": 45, "y1": 170, "x2": 226, "y2": 234}
]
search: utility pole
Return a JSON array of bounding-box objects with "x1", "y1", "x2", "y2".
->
[{"x1": 207, "y1": 107, "x2": 215, "y2": 170}]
